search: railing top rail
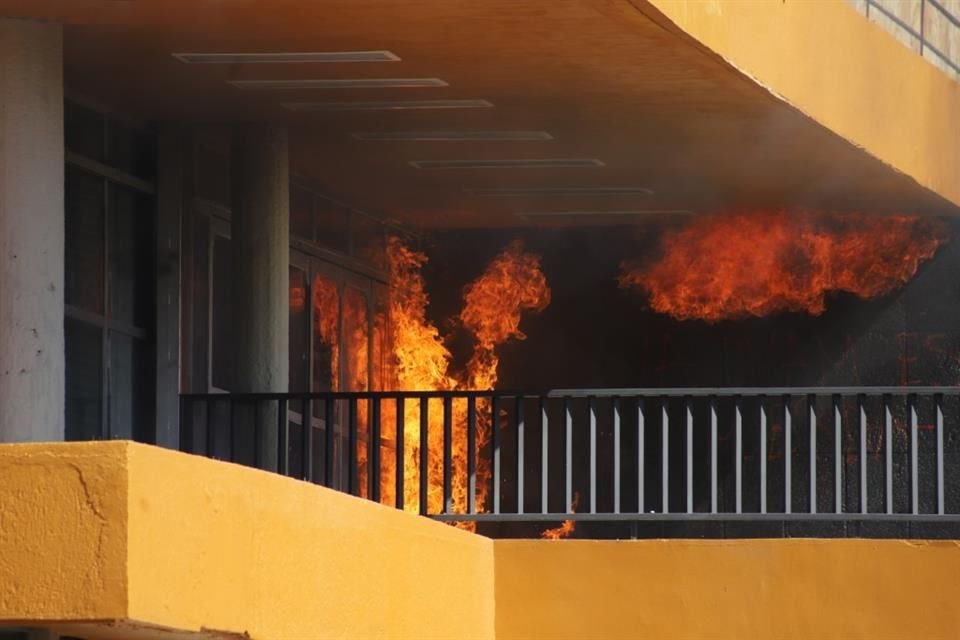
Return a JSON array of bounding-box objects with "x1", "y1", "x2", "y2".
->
[{"x1": 180, "y1": 386, "x2": 960, "y2": 401}]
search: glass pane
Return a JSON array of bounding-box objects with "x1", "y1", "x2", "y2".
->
[
  {"x1": 312, "y1": 273, "x2": 340, "y2": 392},
  {"x1": 108, "y1": 331, "x2": 155, "y2": 440},
  {"x1": 65, "y1": 167, "x2": 105, "y2": 314},
  {"x1": 106, "y1": 119, "x2": 156, "y2": 180},
  {"x1": 65, "y1": 100, "x2": 105, "y2": 162},
  {"x1": 66, "y1": 317, "x2": 103, "y2": 440},
  {"x1": 211, "y1": 235, "x2": 234, "y2": 390},
  {"x1": 289, "y1": 266, "x2": 310, "y2": 393},
  {"x1": 353, "y1": 212, "x2": 387, "y2": 270},
  {"x1": 315, "y1": 197, "x2": 350, "y2": 254},
  {"x1": 109, "y1": 184, "x2": 154, "y2": 328},
  {"x1": 290, "y1": 184, "x2": 314, "y2": 240},
  {"x1": 343, "y1": 286, "x2": 369, "y2": 392}
]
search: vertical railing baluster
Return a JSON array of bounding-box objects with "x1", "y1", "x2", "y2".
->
[
  {"x1": 662, "y1": 397, "x2": 669, "y2": 514},
  {"x1": 859, "y1": 394, "x2": 867, "y2": 514},
  {"x1": 303, "y1": 398, "x2": 313, "y2": 482},
  {"x1": 760, "y1": 397, "x2": 768, "y2": 514},
  {"x1": 517, "y1": 396, "x2": 525, "y2": 515},
  {"x1": 613, "y1": 397, "x2": 621, "y2": 514},
  {"x1": 419, "y1": 396, "x2": 429, "y2": 516},
  {"x1": 833, "y1": 394, "x2": 842, "y2": 514},
  {"x1": 371, "y1": 397, "x2": 382, "y2": 504},
  {"x1": 910, "y1": 394, "x2": 919, "y2": 515},
  {"x1": 711, "y1": 396, "x2": 719, "y2": 515},
  {"x1": 179, "y1": 397, "x2": 189, "y2": 453},
  {"x1": 541, "y1": 396, "x2": 549, "y2": 515},
  {"x1": 885, "y1": 394, "x2": 893, "y2": 515},
  {"x1": 685, "y1": 397, "x2": 693, "y2": 514},
  {"x1": 936, "y1": 394, "x2": 945, "y2": 516},
  {"x1": 348, "y1": 397, "x2": 358, "y2": 496},
  {"x1": 493, "y1": 395, "x2": 501, "y2": 516},
  {"x1": 637, "y1": 397, "x2": 645, "y2": 514},
  {"x1": 785, "y1": 396, "x2": 792, "y2": 514},
  {"x1": 589, "y1": 396, "x2": 597, "y2": 514},
  {"x1": 564, "y1": 397, "x2": 572, "y2": 514},
  {"x1": 396, "y1": 396, "x2": 405, "y2": 510},
  {"x1": 467, "y1": 396, "x2": 477, "y2": 515},
  {"x1": 443, "y1": 396, "x2": 453, "y2": 514},
  {"x1": 324, "y1": 397, "x2": 334, "y2": 489},
  {"x1": 203, "y1": 399, "x2": 211, "y2": 458},
  {"x1": 808, "y1": 394, "x2": 816, "y2": 514},
  {"x1": 279, "y1": 397, "x2": 289, "y2": 476},
  {"x1": 734, "y1": 396, "x2": 742, "y2": 514}
]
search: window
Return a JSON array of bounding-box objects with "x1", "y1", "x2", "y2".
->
[{"x1": 64, "y1": 100, "x2": 156, "y2": 441}]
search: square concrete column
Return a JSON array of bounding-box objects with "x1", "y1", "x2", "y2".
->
[
  {"x1": 231, "y1": 124, "x2": 290, "y2": 470},
  {"x1": 0, "y1": 19, "x2": 65, "y2": 441}
]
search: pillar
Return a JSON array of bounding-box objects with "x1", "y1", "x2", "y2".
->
[
  {"x1": 231, "y1": 124, "x2": 289, "y2": 470},
  {"x1": 0, "y1": 19, "x2": 64, "y2": 441}
]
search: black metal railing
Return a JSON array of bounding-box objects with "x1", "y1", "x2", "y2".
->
[
  {"x1": 180, "y1": 387, "x2": 960, "y2": 537},
  {"x1": 864, "y1": 0, "x2": 960, "y2": 77}
]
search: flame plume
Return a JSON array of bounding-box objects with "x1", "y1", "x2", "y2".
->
[
  {"x1": 383, "y1": 237, "x2": 551, "y2": 530},
  {"x1": 619, "y1": 211, "x2": 947, "y2": 323}
]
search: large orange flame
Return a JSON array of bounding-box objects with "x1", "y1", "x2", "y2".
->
[
  {"x1": 619, "y1": 211, "x2": 947, "y2": 323},
  {"x1": 383, "y1": 237, "x2": 551, "y2": 529}
]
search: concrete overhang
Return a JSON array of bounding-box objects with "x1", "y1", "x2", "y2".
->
[{"x1": 0, "y1": 0, "x2": 957, "y2": 227}]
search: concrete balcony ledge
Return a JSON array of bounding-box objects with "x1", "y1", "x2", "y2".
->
[
  {"x1": 2, "y1": 442, "x2": 960, "y2": 639},
  {"x1": 0, "y1": 442, "x2": 494, "y2": 640}
]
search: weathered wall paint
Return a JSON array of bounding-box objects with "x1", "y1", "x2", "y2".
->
[
  {"x1": 635, "y1": 0, "x2": 960, "y2": 209},
  {"x1": 495, "y1": 538, "x2": 960, "y2": 640},
  {"x1": 0, "y1": 442, "x2": 127, "y2": 621},
  {"x1": 125, "y1": 443, "x2": 495, "y2": 640},
  {"x1": 4, "y1": 442, "x2": 960, "y2": 640}
]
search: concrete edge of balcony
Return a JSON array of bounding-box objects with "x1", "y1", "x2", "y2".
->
[
  {"x1": 0, "y1": 441, "x2": 495, "y2": 640},
  {"x1": 629, "y1": 0, "x2": 960, "y2": 212}
]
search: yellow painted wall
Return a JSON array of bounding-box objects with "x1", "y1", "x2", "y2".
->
[
  {"x1": 636, "y1": 0, "x2": 960, "y2": 209},
  {"x1": 124, "y1": 443, "x2": 495, "y2": 640},
  {"x1": 0, "y1": 442, "x2": 128, "y2": 622},
  {"x1": 496, "y1": 538, "x2": 960, "y2": 640},
  {"x1": 4, "y1": 442, "x2": 960, "y2": 640}
]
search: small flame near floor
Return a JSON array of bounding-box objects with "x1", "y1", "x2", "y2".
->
[{"x1": 541, "y1": 493, "x2": 580, "y2": 540}]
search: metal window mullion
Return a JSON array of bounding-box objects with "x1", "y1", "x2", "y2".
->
[
  {"x1": 102, "y1": 176, "x2": 111, "y2": 439},
  {"x1": 613, "y1": 397, "x2": 621, "y2": 514}
]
